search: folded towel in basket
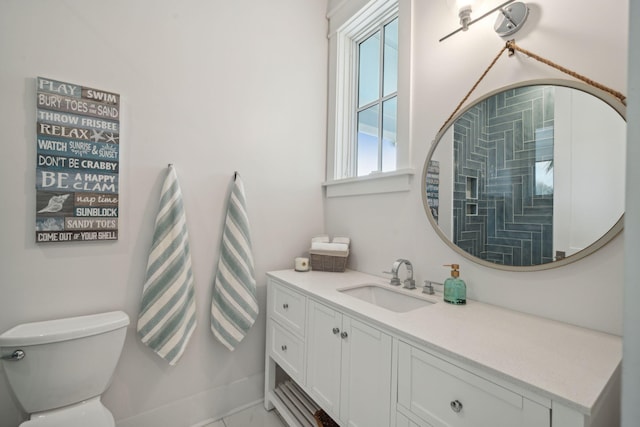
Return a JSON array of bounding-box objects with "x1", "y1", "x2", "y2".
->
[
  {"x1": 137, "y1": 165, "x2": 197, "y2": 366},
  {"x1": 211, "y1": 173, "x2": 259, "y2": 351},
  {"x1": 310, "y1": 242, "x2": 349, "y2": 254},
  {"x1": 332, "y1": 236, "x2": 351, "y2": 245}
]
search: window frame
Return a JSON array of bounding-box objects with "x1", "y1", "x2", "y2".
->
[{"x1": 325, "y1": 0, "x2": 413, "y2": 197}]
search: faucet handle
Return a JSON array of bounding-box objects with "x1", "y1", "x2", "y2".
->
[
  {"x1": 422, "y1": 280, "x2": 435, "y2": 295},
  {"x1": 403, "y1": 278, "x2": 416, "y2": 290},
  {"x1": 382, "y1": 271, "x2": 401, "y2": 286}
]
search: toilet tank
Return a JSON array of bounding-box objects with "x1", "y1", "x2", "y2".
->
[{"x1": 0, "y1": 311, "x2": 129, "y2": 414}]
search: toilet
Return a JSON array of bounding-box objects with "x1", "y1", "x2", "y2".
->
[{"x1": 0, "y1": 311, "x2": 129, "y2": 426}]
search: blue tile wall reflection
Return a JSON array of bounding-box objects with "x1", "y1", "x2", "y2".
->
[{"x1": 453, "y1": 86, "x2": 554, "y2": 266}]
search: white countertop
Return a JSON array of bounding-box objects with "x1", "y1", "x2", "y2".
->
[{"x1": 267, "y1": 269, "x2": 622, "y2": 416}]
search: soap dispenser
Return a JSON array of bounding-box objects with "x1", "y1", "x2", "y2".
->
[{"x1": 443, "y1": 264, "x2": 466, "y2": 305}]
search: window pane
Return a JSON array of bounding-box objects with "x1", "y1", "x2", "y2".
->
[
  {"x1": 358, "y1": 32, "x2": 380, "y2": 108},
  {"x1": 383, "y1": 18, "x2": 398, "y2": 97},
  {"x1": 535, "y1": 160, "x2": 554, "y2": 196},
  {"x1": 382, "y1": 97, "x2": 397, "y2": 172},
  {"x1": 357, "y1": 104, "x2": 379, "y2": 176}
]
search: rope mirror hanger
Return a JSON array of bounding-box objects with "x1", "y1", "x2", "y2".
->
[{"x1": 438, "y1": 40, "x2": 627, "y2": 135}]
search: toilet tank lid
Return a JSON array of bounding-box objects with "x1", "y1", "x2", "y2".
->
[{"x1": 0, "y1": 311, "x2": 130, "y2": 347}]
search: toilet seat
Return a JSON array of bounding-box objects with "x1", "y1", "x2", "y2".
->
[{"x1": 20, "y1": 397, "x2": 115, "y2": 427}]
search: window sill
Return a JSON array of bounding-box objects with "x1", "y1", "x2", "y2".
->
[{"x1": 323, "y1": 169, "x2": 415, "y2": 198}]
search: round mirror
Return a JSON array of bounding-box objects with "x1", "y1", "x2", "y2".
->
[{"x1": 422, "y1": 79, "x2": 626, "y2": 271}]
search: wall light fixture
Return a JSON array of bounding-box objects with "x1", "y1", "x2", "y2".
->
[{"x1": 440, "y1": 0, "x2": 529, "y2": 42}]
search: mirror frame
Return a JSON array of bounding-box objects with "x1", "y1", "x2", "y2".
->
[{"x1": 421, "y1": 79, "x2": 626, "y2": 271}]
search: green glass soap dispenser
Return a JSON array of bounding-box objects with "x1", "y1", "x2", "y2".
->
[{"x1": 443, "y1": 264, "x2": 466, "y2": 305}]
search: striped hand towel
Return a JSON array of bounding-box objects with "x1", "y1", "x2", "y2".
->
[
  {"x1": 211, "y1": 173, "x2": 258, "y2": 351},
  {"x1": 137, "y1": 165, "x2": 197, "y2": 365}
]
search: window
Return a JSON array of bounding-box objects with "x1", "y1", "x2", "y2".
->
[
  {"x1": 356, "y1": 17, "x2": 398, "y2": 176},
  {"x1": 535, "y1": 160, "x2": 554, "y2": 196},
  {"x1": 325, "y1": 0, "x2": 412, "y2": 196}
]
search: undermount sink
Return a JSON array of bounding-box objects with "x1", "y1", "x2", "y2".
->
[{"x1": 338, "y1": 283, "x2": 435, "y2": 313}]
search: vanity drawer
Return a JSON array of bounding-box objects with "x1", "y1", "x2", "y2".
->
[
  {"x1": 396, "y1": 411, "x2": 424, "y2": 427},
  {"x1": 397, "y1": 342, "x2": 549, "y2": 427},
  {"x1": 269, "y1": 320, "x2": 305, "y2": 384},
  {"x1": 269, "y1": 280, "x2": 306, "y2": 337}
]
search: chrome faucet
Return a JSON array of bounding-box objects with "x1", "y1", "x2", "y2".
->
[{"x1": 385, "y1": 259, "x2": 416, "y2": 289}]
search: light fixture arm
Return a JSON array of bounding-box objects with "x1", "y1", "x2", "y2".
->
[{"x1": 439, "y1": 0, "x2": 525, "y2": 42}]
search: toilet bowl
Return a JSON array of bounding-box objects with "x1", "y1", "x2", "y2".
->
[
  {"x1": 19, "y1": 397, "x2": 114, "y2": 427},
  {"x1": 0, "y1": 311, "x2": 129, "y2": 426}
]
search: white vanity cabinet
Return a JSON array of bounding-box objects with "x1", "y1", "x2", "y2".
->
[
  {"x1": 264, "y1": 270, "x2": 621, "y2": 427},
  {"x1": 306, "y1": 299, "x2": 392, "y2": 427},
  {"x1": 396, "y1": 341, "x2": 550, "y2": 427},
  {"x1": 264, "y1": 277, "x2": 393, "y2": 427}
]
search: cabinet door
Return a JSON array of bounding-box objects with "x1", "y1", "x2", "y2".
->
[
  {"x1": 306, "y1": 300, "x2": 343, "y2": 418},
  {"x1": 340, "y1": 316, "x2": 392, "y2": 427}
]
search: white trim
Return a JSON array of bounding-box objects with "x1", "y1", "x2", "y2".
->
[
  {"x1": 334, "y1": 3, "x2": 400, "y2": 179},
  {"x1": 334, "y1": 28, "x2": 357, "y2": 178},
  {"x1": 328, "y1": 0, "x2": 394, "y2": 36},
  {"x1": 327, "y1": 0, "x2": 412, "y2": 183},
  {"x1": 115, "y1": 373, "x2": 264, "y2": 427},
  {"x1": 323, "y1": 168, "x2": 414, "y2": 197},
  {"x1": 327, "y1": 0, "x2": 350, "y2": 21}
]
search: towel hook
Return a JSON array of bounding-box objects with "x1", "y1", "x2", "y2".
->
[{"x1": 233, "y1": 171, "x2": 238, "y2": 181}]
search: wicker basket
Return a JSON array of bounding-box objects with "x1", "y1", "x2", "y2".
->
[
  {"x1": 309, "y1": 252, "x2": 348, "y2": 272},
  {"x1": 314, "y1": 409, "x2": 340, "y2": 427}
]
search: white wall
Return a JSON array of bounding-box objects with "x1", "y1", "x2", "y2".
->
[
  {"x1": 0, "y1": 1, "x2": 327, "y2": 426},
  {"x1": 325, "y1": 0, "x2": 628, "y2": 334},
  {"x1": 554, "y1": 87, "x2": 626, "y2": 256}
]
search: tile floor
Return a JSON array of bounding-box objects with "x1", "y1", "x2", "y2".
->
[{"x1": 201, "y1": 402, "x2": 286, "y2": 427}]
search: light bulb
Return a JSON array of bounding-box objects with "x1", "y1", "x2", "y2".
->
[
  {"x1": 445, "y1": 0, "x2": 484, "y2": 30},
  {"x1": 445, "y1": 0, "x2": 477, "y2": 9},
  {"x1": 458, "y1": 4, "x2": 472, "y2": 30},
  {"x1": 456, "y1": 0, "x2": 475, "y2": 8}
]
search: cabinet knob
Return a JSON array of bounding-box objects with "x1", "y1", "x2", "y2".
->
[
  {"x1": 282, "y1": 303, "x2": 289, "y2": 310},
  {"x1": 332, "y1": 327, "x2": 340, "y2": 334},
  {"x1": 340, "y1": 331, "x2": 348, "y2": 339},
  {"x1": 281, "y1": 345, "x2": 287, "y2": 352},
  {"x1": 450, "y1": 400, "x2": 463, "y2": 413}
]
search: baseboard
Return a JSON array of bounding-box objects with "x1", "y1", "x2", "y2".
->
[{"x1": 115, "y1": 373, "x2": 264, "y2": 427}]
